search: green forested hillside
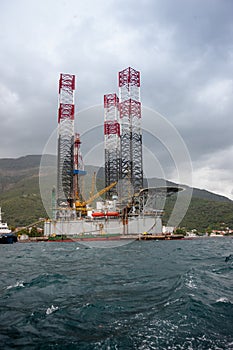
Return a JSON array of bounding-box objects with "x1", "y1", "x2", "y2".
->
[
  {"x1": 0, "y1": 174, "x2": 46, "y2": 226},
  {"x1": 0, "y1": 155, "x2": 232, "y2": 231},
  {"x1": 163, "y1": 196, "x2": 233, "y2": 232}
]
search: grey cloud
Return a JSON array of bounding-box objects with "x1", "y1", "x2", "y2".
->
[{"x1": 0, "y1": 0, "x2": 232, "y2": 198}]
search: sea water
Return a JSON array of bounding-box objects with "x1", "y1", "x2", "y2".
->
[{"x1": 0, "y1": 238, "x2": 232, "y2": 349}]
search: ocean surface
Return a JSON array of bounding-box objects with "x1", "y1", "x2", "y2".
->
[{"x1": 0, "y1": 238, "x2": 233, "y2": 349}]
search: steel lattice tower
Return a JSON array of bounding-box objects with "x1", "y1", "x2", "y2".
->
[
  {"x1": 73, "y1": 132, "x2": 86, "y2": 202},
  {"x1": 73, "y1": 133, "x2": 81, "y2": 201},
  {"x1": 119, "y1": 67, "x2": 143, "y2": 194},
  {"x1": 104, "y1": 93, "x2": 120, "y2": 199},
  {"x1": 57, "y1": 73, "x2": 75, "y2": 208}
]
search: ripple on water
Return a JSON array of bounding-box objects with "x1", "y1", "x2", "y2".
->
[{"x1": 0, "y1": 239, "x2": 232, "y2": 349}]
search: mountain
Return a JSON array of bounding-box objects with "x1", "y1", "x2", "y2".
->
[
  {"x1": 0, "y1": 155, "x2": 232, "y2": 231},
  {"x1": 146, "y1": 177, "x2": 231, "y2": 203}
]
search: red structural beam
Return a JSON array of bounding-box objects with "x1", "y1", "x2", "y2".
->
[
  {"x1": 59, "y1": 73, "x2": 75, "y2": 93},
  {"x1": 118, "y1": 67, "x2": 140, "y2": 87},
  {"x1": 104, "y1": 121, "x2": 120, "y2": 135},
  {"x1": 58, "y1": 103, "x2": 75, "y2": 123},
  {"x1": 104, "y1": 93, "x2": 119, "y2": 108},
  {"x1": 74, "y1": 133, "x2": 81, "y2": 168}
]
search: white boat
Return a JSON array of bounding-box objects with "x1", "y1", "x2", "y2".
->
[
  {"x1": 0, "y1": 207, "x2": 11, "y2": 234},
  {"x1": 0, "y1": 207, "x2": 17, "y2": 244}
]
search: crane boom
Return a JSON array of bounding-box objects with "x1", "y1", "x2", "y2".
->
[
  {"x1": 75, "y1": 181, "x2": 117, "y2": 214},
  {"x1": 85, "y1": 181, "x2": 117, "y2": 205}
]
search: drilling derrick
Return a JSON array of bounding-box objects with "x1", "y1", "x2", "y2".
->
[
  {"x1": 73, "y1": 133, "x2": 86, "y2": 205},
  {"x1": 73, "y1": 133, "x2": 81, "y2": 201},
  {"x1": 57, "y1": 73, "x2": 75, "y2": 208},
  {"x1": 104, "y1": 93, "x2": 120, "y2": 199},
  {"x1": 119, "y1": 67, "x2": 143, "y2": 194}
]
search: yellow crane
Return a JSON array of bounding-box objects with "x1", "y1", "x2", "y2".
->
[{"x1": 75, "y1": 181, "x2": 117, "y2": 215}]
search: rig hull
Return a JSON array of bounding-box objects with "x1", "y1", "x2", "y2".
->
[{"x1": 44, "y1": 215, "x2": 162, "y2": 237}]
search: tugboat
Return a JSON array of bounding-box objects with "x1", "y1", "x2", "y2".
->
[{"x1": 0, "y1": 207, "x2": 17, "y2": 244}]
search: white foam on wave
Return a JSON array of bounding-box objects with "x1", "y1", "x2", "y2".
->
[
  {"x1": 187, "y1": 279, "x2": 197, "y2": 289},
  {"x1": 6, "y1": 281, "x2": 25, "y2": 289},
  {"x1": 216, "y1": 297, "x2": 231, "y2": 303},
  {"x1": 46, "y1": 305, "x2": 59, "y2": 315},
  {"x1": 185, "y1": 272, "x2": 197, "y2": 290},
  {"x1": 164, "y1": 298, "x2": 180, "y2": 307}
]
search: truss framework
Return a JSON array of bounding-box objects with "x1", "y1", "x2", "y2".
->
[
  {"x1": 57, "y1": 73, "x2": 75, "y2": 207},
  {"x1": 104, "y1": 93, "x2": 121, "y2": 199},
  {"x1": 118, "y1": 67, "x2": 143, "y2": 194}
]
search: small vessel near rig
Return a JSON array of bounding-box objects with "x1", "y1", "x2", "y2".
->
[{"x1": 0, "y1": 208, "x2": 17, "y2": 244}]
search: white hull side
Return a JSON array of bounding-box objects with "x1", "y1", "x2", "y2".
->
[{"x1": 44, "y1": 216, "x2": 160, "y2": 236}]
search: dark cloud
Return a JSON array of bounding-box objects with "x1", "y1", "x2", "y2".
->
[{"x1": 0, "y1": 0, "x2": 232, "y2": 198}]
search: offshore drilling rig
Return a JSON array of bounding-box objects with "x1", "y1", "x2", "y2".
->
[
  {"x1": 56, "y1": 68, "x2": 143, "y2": 216},
  {"x1": 44, "y1": 67, "x2": 179, "y2": 237}
]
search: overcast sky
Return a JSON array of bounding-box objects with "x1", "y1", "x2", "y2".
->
[{"x1": 0, "y1": 0, "x2": 233, "y2": 199}]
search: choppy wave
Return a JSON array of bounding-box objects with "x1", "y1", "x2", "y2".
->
[
  {"x1": 46, "y1": 305, "x2": 59, "y2": 315},
  {"x1": 6, "y1": 280, "x2": 25, "y2": 289},
  {"x1": 0, "y1": 238, "x2": 232, "y2": 349}
]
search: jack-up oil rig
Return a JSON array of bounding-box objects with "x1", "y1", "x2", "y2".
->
[{"x1": 44, "y1": 68, "x2": 180, "y2": 238}]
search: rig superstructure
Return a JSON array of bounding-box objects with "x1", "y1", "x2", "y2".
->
[
  {"x1": 44, "y1": 68, "x2": 180, "y2": 238},
  {"x1": 104, "y1": 93, "x2": 120, "y2": 199},
  {"x1": 118, "y1": 67, "x2": 143, "y2": 195},
  {"x1": 104, "y1": 68, "x2": 143, "y2": 201},
  {"x1": 56, "y1": 67, "x2": 144, "y2": 212},
  {"x1": 57, "y1": 73, "x2": 75, "y2": 208}
]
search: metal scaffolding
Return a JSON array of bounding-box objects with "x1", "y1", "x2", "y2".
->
[
  {"x1": 104, "y1": 93, "x2": 121, "y2": 199},
  {"x1": 57, "y1": 73, "x2": 75, "y2": 207},
  {"x1": 118, "y1": 67, "x2": 143, "y2": 194}
]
